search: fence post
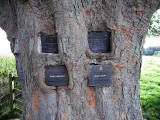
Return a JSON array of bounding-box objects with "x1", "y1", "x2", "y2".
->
[{"x1": 9, "y1": 74, "x2": 15, "y2": 113}]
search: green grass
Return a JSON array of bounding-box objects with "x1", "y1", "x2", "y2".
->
[
  {"x1": 140, "y1": 56, "x2": 160, "y2": 120},
  {"x1": 0, "y1": 56, "x2": 17, "y2": 86}
]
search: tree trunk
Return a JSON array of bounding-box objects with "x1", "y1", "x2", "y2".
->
[{"x1": 0, "y1": 0, "x2": 160, "y2": 120}]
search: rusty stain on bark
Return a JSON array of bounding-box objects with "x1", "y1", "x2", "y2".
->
[
  {"x1": 120, "y1": 26, "x2": 127, "y2": 37},
  {"x1": 136, "y1": 28, "x2": 141, "y2": 32},
  {"x1": 116, "y1": 78, "x2": 120, "y2": 86},
  {"x1": 114, "y1": 25, "x2": 127, "y2": 37},
  {"x1": 116, "y1": 63, "x2": 123, "y2": 70},
  {"x1": 131, "y1": 56, "x2": 135, "y2": 65},
  {"x1": 62, "y1": 112, "x2": 69, "y2": 120},
  {"x1": 86, "y1": 9, "x2": 92, "y2": 16},
  {"x1": 125, "y1": 41, "x2": 130, "y2": 47},
  {"x1": 27, "y1": 113, "x2": 32, "y2": 120},
  {"x1": 87, "y1": 87, "x2": 96, "y2": 108},
  {"x1": 32, "y1": 86, "x2": 40, "y2": 110}
]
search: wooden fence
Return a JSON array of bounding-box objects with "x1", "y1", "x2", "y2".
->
[{"x1": 0, "y1": 74, "x2": 22, "y2": 117}]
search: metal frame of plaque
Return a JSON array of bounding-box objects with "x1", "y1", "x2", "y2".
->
[
  {"x1": 41, "y1": 34, "x2": 58, "y2": 53},
  {"x1": 17, "y1": 61, "x2": 25, "y2": 80},
  {"x1": 13, "y1": 39, "x2": 20, "y2": 54},
  {"x1": 88, "y1": 64, "x2": 112, "y2": 87},
  {"x1": 88, "y1": 31, "x2": 111, "y2": 53},
  {"x1": 45, "y1": 65, "x2": 69, "y2": 86}
]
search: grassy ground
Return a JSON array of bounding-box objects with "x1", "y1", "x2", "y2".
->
[
  {"x1": 0, "y1": 56, "x2": 20, "y2": 120},
  {"x1": 140, "y1": 56, "x2": 160, "y2": 120},
  {"x1": 0, "y1": 56, "x2": 17, "y2": 86},
  {"x1": 0, "y1": 56, "x2": 160, "y2": 120},
  {"x1": 0, "y1": 56, "x2": 17, "y2": 97}
]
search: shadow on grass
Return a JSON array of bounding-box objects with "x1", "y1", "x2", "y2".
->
[
  {"x1": 141, "y1": 93, "x2": 160, "y2": 120},
  {"x1": 0, "y1": 111, "x2": 21, "y2": 120}
]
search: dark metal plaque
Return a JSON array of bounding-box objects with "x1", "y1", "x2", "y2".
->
[
  {"x1": 41, "y1": 34, "x2": 58, "y2": 53},
  {"x1": 88, "y1": 64, "x2": 112, "y2": 87},
  {"x1": 45, "y1": 65, "x2": 69, "y2": 86},
  {"x1": 88, "y1": 32, "x2": 111, "y2": 53}
]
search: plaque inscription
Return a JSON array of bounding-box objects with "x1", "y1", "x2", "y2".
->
[
  {"x1": 41, "y1": 34, "x2": 58, "y2": 53},
  {"x1": 88, "y1": 31, "x2": 111, "y2": 53},
  {"x1": 45, "y1": 65, "x2": 69, "y2": 86},
  {"x1": 88, "y1": 64, "x2": 112, "y2": 87}
]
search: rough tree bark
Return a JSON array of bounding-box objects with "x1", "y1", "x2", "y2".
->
[{"x1": 0, "y1": 0, "x2": 160, "y2": 120}]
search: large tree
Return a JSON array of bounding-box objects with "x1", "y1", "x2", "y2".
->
[{"x1": 0, "y1": 0, "x2": 160, "y2": 120}]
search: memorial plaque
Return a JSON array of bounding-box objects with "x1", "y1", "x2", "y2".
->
[
  {"x1": 45, "y1": 65, "x2": 69, "y2": 86},
  {"x1": 88, "y1": 31, "x2": 111, "y2": 53},
  {"x1": 88, "y1": 64, "x2": 112, "y2": 87},
  {"x1": 41, "y1": 34, "x2": 58, "y2": 53}
]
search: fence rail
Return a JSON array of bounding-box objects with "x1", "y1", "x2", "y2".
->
[{"x1": 0, "y1": 74, "x2": 22, "y2": 117}]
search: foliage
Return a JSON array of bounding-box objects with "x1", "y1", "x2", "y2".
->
[
  {"x1": 0, "y1": 112, "x2": 21, "y2": 120},
  {"x1": 154, "y1": 51, "x2": 160, "y2": 57},
  {"x1": 0, "y1": 56, "x2": 17, "y2": 86},
  {"x1": 143, "y1": 46, "x2": 160, "y2": 56},
  {"x1": 0, "y1": 56, "x2": 21, "y2": 119},
  {"x1": 140, "y1": 56, "x2": 160, "y2": 120},
  {"x1": 148, "y1": 9, "x2": 160, "y2": 36}
]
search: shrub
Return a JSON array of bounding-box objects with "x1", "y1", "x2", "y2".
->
[{"x1": 143, "y1": 46, "x2": 160, "y2": 56}]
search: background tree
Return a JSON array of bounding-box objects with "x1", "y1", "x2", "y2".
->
[
  {"x1": 148, "y1": 9, "x2": 160, "y2": 36},
  {"x1": 0, "y1": 0, "x2": 160, "y2": 120},
  {"x1": 143, "y1": 46, "x2": 160, "y2": 56}
]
